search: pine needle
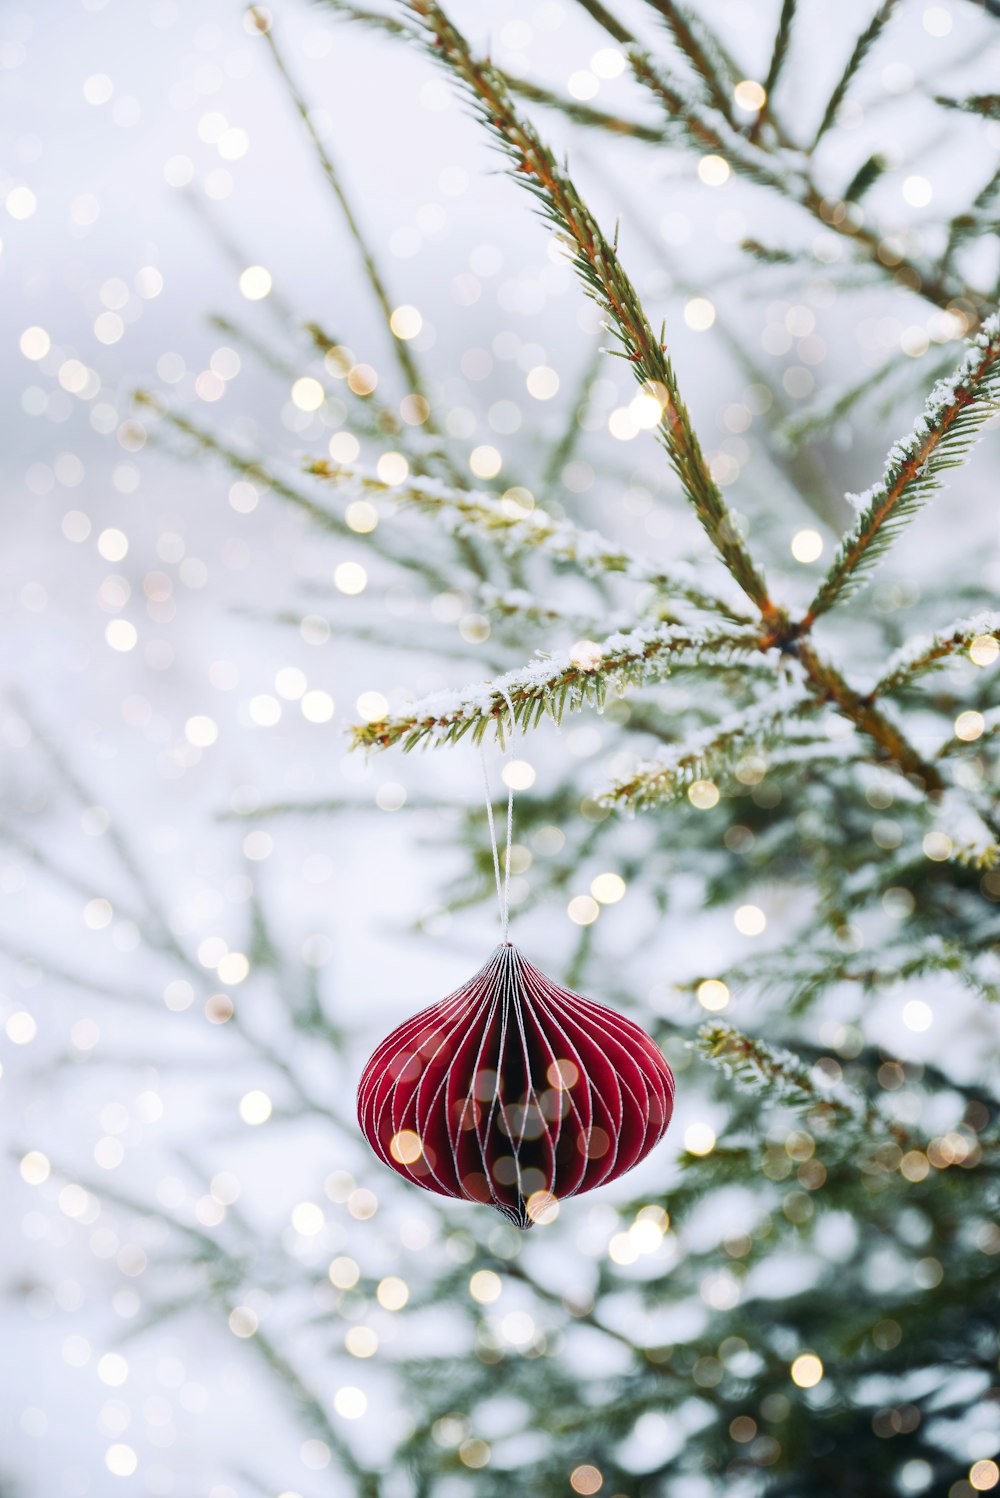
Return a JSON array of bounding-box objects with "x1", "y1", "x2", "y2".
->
[{"x1": 761, "y1": 0, "x2": 797, "y2": 107}]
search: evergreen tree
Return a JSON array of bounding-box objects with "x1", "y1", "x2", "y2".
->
[{"x1": 7, "y1": 2, "x2": 1000, "y2": 1496}]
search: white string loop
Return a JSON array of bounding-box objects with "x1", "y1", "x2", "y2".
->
[{"x1": 480, "y1": 687, "x2": 517, "y2": 942}]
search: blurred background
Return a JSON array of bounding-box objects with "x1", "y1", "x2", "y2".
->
[{"x1": 2, "y1": 0, "x2": 999, "y2": 1494}]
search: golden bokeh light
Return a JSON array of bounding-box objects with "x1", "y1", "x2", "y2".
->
[
  {"x1": 697, "y1": 979, "x2": 730, "y2": 1012},
  {"x1": 790, "y1": 1353, "x2": 824, "y2": 1388},
  {"x1": 590, "y1": 872, "x2": 625, "y2": 904},
  {"x1": 239, "y1": 264, "x2": 272, "y2": 300},
  {"x1": 389, "y1": 1129, "x2": 423, "y2": 1165}
]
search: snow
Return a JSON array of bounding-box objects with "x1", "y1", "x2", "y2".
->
[
  {"x1": 875, "y1": 609, "x2": 1000, "y2": 690},
  {"x1": 388, "y1": 623, "x2": 758, "y2": 744},
  {"x1": 845, "y1": 317, "x2": 1000, "y2": 515},
  {"x1": 332, "y1": 463, "x2": 705, "y2": 590},
  {"x1": 2, "y1": 1, "x2": 999, "y2": 1492}
]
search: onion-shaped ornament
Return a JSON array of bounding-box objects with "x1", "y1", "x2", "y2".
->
[{"x1": 357, "y1": 942, "x2": 674, "y2": 1228}]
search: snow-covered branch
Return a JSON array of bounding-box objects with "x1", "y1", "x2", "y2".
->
[
  {"x1": 310, "y1": 462, "x2": 750, "y2": 620},
  {"x1": 871, "y1": 609, "x2": 1000, "y2": 697},
  {"x1": 694, "y1": 1021, "x2": 866, "y2": 1123},
  {"x1": 804, "y1": 317, "x2": 1000, "y2": 624},
  {"x1": 598, "y1": 699, "x2": 820, "y2": 810},
  {"x1": 350, "y1": 624, "x2": 764, "y2": 750}
]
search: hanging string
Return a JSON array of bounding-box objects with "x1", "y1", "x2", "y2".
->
[
  {"x1": 480, "y1": 687, "x2": 517, "y2": 942},
  {"x1": 480, "y1": 753, "x2": 504, "y2": 934}
]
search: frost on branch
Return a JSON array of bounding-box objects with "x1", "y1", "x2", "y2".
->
[
  {"x1": 598, "y1": 699, "x2": 825, "y2": 811},
  {"x1": 807, "y1": 315, "x2": 1000, "y2": 623},
  {"x1": 350, "y1": 624, "x2": 763, "y2": 750},
  {"x1": 695, "y1": 1021, "x2": 866, "y2": 1124},
  {"x1": 310, "y1": 462, "x2": 749, "y2": 620},
  {"x1": 871, "y1": 609, "x2": 1000, "y2": 697},
  {"x1": 405, "y1": 0, "x2": 776, "y2": 618}
]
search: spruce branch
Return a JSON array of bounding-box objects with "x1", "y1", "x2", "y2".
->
[
  {"x1": 178, "y1": 188, "x2": 305, "y2": 335},
  {"x1": 251, "y1": 9, "x2": 434, "y2": 419},
  {"x1": 626, "y1": 54, "x2": 972, "y2": 316},
  {"x1": 337, "y1": 0, "x2": 987, "y2": 319},
  {"x1": 302, "y1": 315, "x2": 468, "y2": 482},
  {"x1": 315, "y1": 0, "x2": 667, "y2": 142},
  {"x1": 724, "y1": 934, "x2": 999, "y2": 1012},
  {"x1": 477, "y1": 584, "x2": 630, "y2": 636},
  {"x1": 937, "y1": 706, "x2": 1000, "y2": 759},
  {"x1": 612, "y1": 0, "x2": 981, "y2": 317},
  {"x1": 802, "y1": 316, "x2": 1000, "y2": 625},
  {"x1": 941, "y1": 163, "x2": 1000, "y2": 277},
  {"x1": 780, "y1": 356, "x2": 908, "y2": 441},
  {"x1": 641, "y1": 0, "x2": 739, "y2": 123},
  {"x1": 796, "y1": 179, "x2": 971, "y2": 316},
  {"x1": 758, "y1": 0, "x2": 797, "y2": 122},
  {"x1": 314, "y1": 0, "x2": 410, "y2": 36},
  {"x1": 598, "y1": 700, "x2": 817, "y2": 811},
  {"x1": 626, "y1": 52, "x2": 796, "y2": 196},
  {"x1": 42, "y1": 1167, "x2": 380, "y2": 1490},
  {"x1": 135, "y1": 394, "x2": 454, "y2": 591},
  {"x1": 695, "y1": 1021, "x2": 866, "y2": 1124},
  {"x1": 499, "y1": 74, "x2": 666, "y2": 143},
  {"x1": 301, "y1": 320, "x2": 407, "y2": 433},
  {"x1": 739, "y1": 238, "x2": 797, "y2": 266},
  {"x1": 349, "y1": 624, "x2": 765, "y2": 750},
  {"x1": 795, "y1": 641, "x2": 945, "y2": 792},
  {"x1": 138, "y1": 395, "x2": 350, "y2": 538},
  {"x1": 308, "y1": 461, "x2": 752, "y2": 620},
  {"x1": 842, "y1": 150, "x2": 889, "y2": 203},
  {"x1": 207, "y1": 311, "x2": 306, "y2": 385},
  {"x1": 542, "y1": 344, "x2": 604, "y2": 489},
  {"x1": 207, "y1": 312, "x2": 403, "y2": 444},
  {"x1": 811, "y1": 0, "x2": 901, "y2": 149},
  {"x1": 935, "y1": 92, "x2": 1000, "y2": 120},
  {"x1": 870, "y1": 610, "x2": 1000, "y2": 697},
  {"x1": 402, "y1": 0, "x2": 777, "y2": 622},
  {"x1": 8, "y1": 695, "x2": 199, "y2": 975},
  {"x1": 571, "y1": 0, "x2": 633, "y2": 45},
  {"x1": 949, "y1": 840, "x2": 999, "y2": 872},
  {"x1": 337, "y1": 0, "x2": 788, "y2": 195}
]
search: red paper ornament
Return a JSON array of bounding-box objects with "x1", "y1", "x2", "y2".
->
[{"x1": 357, "y1": 942, "x2": 674, "y2": 1228}]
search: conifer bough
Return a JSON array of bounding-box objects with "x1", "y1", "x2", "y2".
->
[
  {"x1": 310, "y1": 460, "x2": 752, "y2": 621},
  {"x1": 23, "y1": 5, "x2": 1000, "y2": 1493},
  {"x1": 803, "y1": 315, "x2": 1000, "y2": 626},
  {"x1": 695, "y1": 1021, "x2": 866, "y2": 1125},
  {"x1": 319, "y1": 0, "x2": 994, "y2": 320},
  {"x1": 341, "y1": 5, "x2": 997, "y2": 803},
  {"x1": 351, "y1": 624, "x2": 764, "y2": 751},
  {"x1": 405, "y1": 0, "x2": 777, "y2": 624}
]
